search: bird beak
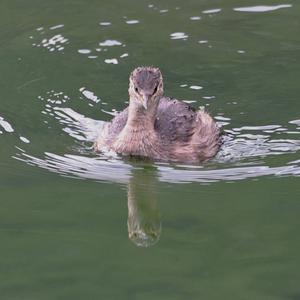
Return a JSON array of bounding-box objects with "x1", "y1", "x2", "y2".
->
[{"x1": 141, "y1": 94, "x2": 149, "y2": 110}]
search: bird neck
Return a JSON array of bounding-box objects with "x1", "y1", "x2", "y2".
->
[{"x1": 126, "y1": 97, "x2": 159, "y2": 130}]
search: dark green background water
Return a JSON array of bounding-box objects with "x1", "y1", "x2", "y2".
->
[{"x1": 1, "y1": 0, "x2": 300, "y2": 299}]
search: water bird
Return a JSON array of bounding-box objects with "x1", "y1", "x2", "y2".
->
[{"x1": 95, "y1": 67, "x2": 221, "y2": 162}]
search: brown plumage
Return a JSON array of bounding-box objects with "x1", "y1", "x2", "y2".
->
[{"x1": 94, "y1": 67, "x2": 221, "y2": 163}]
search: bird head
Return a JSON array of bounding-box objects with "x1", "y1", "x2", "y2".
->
[{"x1": 129, "y1": 66, "x2": 164, "y2": 110}]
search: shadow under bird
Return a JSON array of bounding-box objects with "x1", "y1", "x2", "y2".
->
[{"x1": 95, "y1": 67, "x2": 221, "y2": 163}]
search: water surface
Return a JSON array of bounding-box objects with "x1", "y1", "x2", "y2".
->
[{"x1": 1, "y1": 0, "x2": 300, "y2": 299}]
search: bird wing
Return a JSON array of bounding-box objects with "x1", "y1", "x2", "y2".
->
[{"x1": 155, "y1": 97, "x2": 196, "y2": 144}]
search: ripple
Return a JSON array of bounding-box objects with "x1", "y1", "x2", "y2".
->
[
  {"x1": 215, "y1": 116, "x2": 231, "y2": 121},
  {"x1": 14, "y1": 151, "x2": 132, "y2": 184},
  {"x1": 170, "y1": 32, "x2": 188, "y2": 40},
  {"x1": 53, "y1": 107, "x2": 104, "y2": 142},
  {"x1": 14, "y1": 143, "x2": 300, "y2": 184},
  {"x1": 78, "y1": 49, "x2": 92, "y2": 54},
  {"x1": 190, "y1": 16, "x2": 201, "y2": 20},
  {"x1": 14, "y1": 105, "x2": 300, "y2": 184},
  {"x1": 158, "y1": 163, "x2": 300, "y2": 183},
  {"x1": 99, "y1": 39, "x2": 122, "y2": 47},
  {"x1": 183, "y1": 100, "x2": 197, "y2": 104},
  {"x1": 0, "y1": 116, "x2": 14, "y2": 133},
  {"x1": 79, "y1": 88, "x2": 101, "y2": 103},
  {"x1": 234, "y1": 4, "x2": 292, "y2": 13},
  {"x1": 99, "y1": 22, "x2": 112, "y2": 26},
  {"x1": 190, "y1": 85, "x2": 203, "y2": 90},
  {"x1": 126, "y1": 20, "x2": 139, "y2": 25},
  {"x1": 104, "y1": 58, "x2": 119, "y2": 64},
  {"x1": 233, "y1": 125, "x2": 282, "y2": 131},
  {"x1": 20, "y1": 136, "x2": 30, "y2": 144},
  {"x1": 32, "y1": 29, "x2": 69, "y2": 52},
  {"x1": 289, "y1": 119, "x2": 300, "y2": 126},
  {"x1": 13, "y1": 92, "x2": 300, "y2": 185},
  {"x1": 49, "y1": 24, "x2": 64, "y2": 30},
  {"x1": 120, "y1": 53, "x2": 129, "y2": 58},
  {"x1": 202, "y1": 8, "x2": 222, "y2": 14}
]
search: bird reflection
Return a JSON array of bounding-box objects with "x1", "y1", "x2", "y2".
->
[{"x1": 127, "y1": 166, "x2": 161, "y2": 247}]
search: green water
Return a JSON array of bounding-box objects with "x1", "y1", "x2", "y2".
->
[{"x1": 1, "y1": 0, "x2": 300, "y2": 299}]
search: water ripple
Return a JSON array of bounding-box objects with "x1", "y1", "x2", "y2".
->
[
  {"x1": 202, "y1": 8, "x2": 222, "y2": 14},
  {"x1": 31, "y1": 26, "x2": 69, "y2": 53},
  {"x1": 12, "y1": 95, "x2": 300, "y2": 184},
  {"x1": 234, "y1": 4, "x2": 292, "y2": 13},
  {"x1": 170, "y1": 32, "x2": 188, "y2": 40},
  {"x1": 0, "y1": 116, "x2": 14, "y2": 133}
]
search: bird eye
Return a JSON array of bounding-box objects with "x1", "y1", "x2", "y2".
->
[
  {"x1": 153, "y1": 85, "x2": 158, "y2": 95},
  {"x1": 135, "y1": 87, "x2": 139, "y2": 93}
]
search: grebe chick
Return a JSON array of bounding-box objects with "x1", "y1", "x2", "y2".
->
[{"x1": 94, "y1": 67, "x2": 221, "y2": 163}]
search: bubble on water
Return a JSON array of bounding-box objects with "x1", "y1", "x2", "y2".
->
[
  {"x1": 198, "y1": 40, "x2": 208, "y2": 44},
  {"x1": 120, "y1": 53, "x2": 129, "y2": 58},
  {"x1": 159, "y1": 9, "x2": 168, "y2": 13}
]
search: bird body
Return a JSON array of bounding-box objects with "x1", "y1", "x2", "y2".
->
[{"x1": 95, "y1": 67, "x2": 221, "y2": 163}]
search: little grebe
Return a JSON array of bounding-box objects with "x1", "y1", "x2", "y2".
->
[{"x1": 94, "y1": 67, "x2": 221, "y2": 162}]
